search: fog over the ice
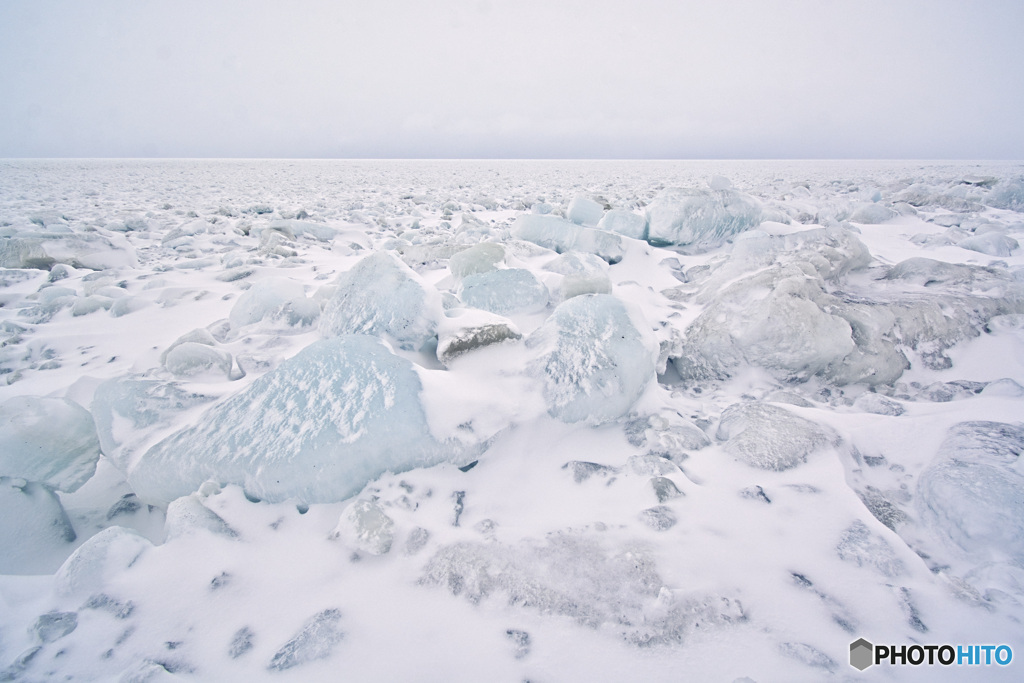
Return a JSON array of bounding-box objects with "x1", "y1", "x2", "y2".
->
[{"x1": 1, "y1": 0, "x2": 1022, "y2": 159}]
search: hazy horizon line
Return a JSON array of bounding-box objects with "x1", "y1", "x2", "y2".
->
[{"x1": 3, "y1": 156, "x2": 1023, "y2": 163}]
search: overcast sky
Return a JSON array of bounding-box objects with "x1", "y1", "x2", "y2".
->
[{"x1": 1, "y1": 0, "x2": 1022, "y2": 159}]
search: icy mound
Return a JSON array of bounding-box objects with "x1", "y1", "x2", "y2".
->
[
  {"x1": 91, "y1": 377, "x2": 215, "y2": 473},
  {"x1": 0, "y1": 237, "x2": 53, "y2": 269},
  {"x1": 0, "y1": 477, "x2": 77, "y2": 574},
  {"x1": 54, "y1": 526, "x2": 153, "y2": 597},
  {"x1": 448, "y1": 242, "x2": 505, "y2": 279},
  {"x1": 825, "y1": 300, "x2": 911, "y2": 386},
  {"x1": 128, "y1": 336, "x2": 466, "y2": 505},
  {"x1": 527, "y1": 294, "x2": 656, "y2": 424},
  {"x1": 984, "y1": 179, "x2": 1024, "y2": 212},
  {"x1": 835, "y1": 520, "x2": 905, "y2": 577},
  {"x1": 320, "y1": 252, "x2": 442, "y2": 351},
  {"x1": 161, "y1": 328, "x2": 236, "y2": 378},
  {"x1": 450, "y1": 212, "x2": 496, "y2": 243},
  {"x1": 165, "y1": 492, "x2": 239, "y2": 540},
  {"x1": 421, "y1": 532, "x2": 744, "y2": 647},
  {"x1": 229, "y1": 277, "x2": 319, "y2": 331},
  {"x1": 892, "y1": 296, "x2": 1019, "y2": 374},
  {"x1": 598, "y1": 208, "x2": 647, "y2": 240},
  {"x1": 718, "y1": 225, "x2": 871, "y2": 286},
  {"x1": 543, "y1": 252, "x2": 612, "y2": 300},
  {"x1": 395, "y1": 238, "x2": 464, "y2": 271},
  {"x1": 853, "y1": 393, "x2": 905, "y2": 416},
  {"x1": 0, "y1": 396, "x2": 100, "y2": 492},
  {"x1": 626, "y1": 412, "x2": 711, "y2": 462},
  {"x1": 269, "y1": 608, "x2": 345, "y2": 671},
  {"x1": 917, "y1": 422, "x2": 1024, "y2": 566},
  {"x1": 567, "y1": 196, "x2": 605, "y2": 226},
  {"x1": 880, "y1": 258, "x2": 1024, "y2": 369},
  {"x1": 436, "y1": 308, "x2": 522, "y2": 366},
  {"x1": 458, "y1": 268, "x2": 549, "y2": 315},
  {"x1": 645, "y1": 187, "x2": 762, "y2": 251},
  {"x1": 511, "y1": 214, "x2": 625, "y2": 264},
  {"x1": 674, "y1": 265, "x2": 858, "y2": 383},
  {"x1": 0, "y1": 232, "x2": 135, "y2": 271},
  {"x1": 673, "y1": 224, "x2": 1024, "y2": 384},
  {"x1": 957, "y1": 231, "x2": 1019, "y2": 256},
  {"x1": 896, "y1": 182, "x2": 982, "y2": 213},
  {"x1": 161, "y1": 217, "x2": 212, "y2": 247},
  {"x1": 163, "y1": 343, "x2": 236, "y2": 380},
  {"x1": 717, "y1": 402, "x2": 837, "y2": 471},
  {"x1": 329, "y1": 498, "x2": 395, "y2": 555},
  {"x1": 264, "y1": 219, "x2": 337, "y2": 242},
  {"x1": 675, "y1": 228, "x2": 876, "y2": 385},
  {"x1": 848, "y1": 203, "x2": 896, "y2": 224},
  {"x1": 882, "y1": 257, "x2": 1005, "y2": 288}
]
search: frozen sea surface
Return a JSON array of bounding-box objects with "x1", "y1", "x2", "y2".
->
[{"x1": 0, "y1": 159, "x2": 1023, "y2": 681}]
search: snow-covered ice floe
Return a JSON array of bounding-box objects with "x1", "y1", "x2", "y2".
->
[{"x1": 0, "y1": 159, "x2": 1023, "y2": 681}]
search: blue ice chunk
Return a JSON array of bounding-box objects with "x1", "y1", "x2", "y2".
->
[
  {"x1": 567, "y1": 196, "x2": 604, "y2": 226},
  {"x1": 957, "y1": 232, "x2": 1018, "y2": 257},
  {"x1": 0, "y1": 237, "x2": 54, "y2": 269},
  {"x1": 128, "y1": 336, "x2": 468, "y2": 505},
  {"x1": 229, "y1": 277, "x2": 316, "y2": 330},
  {"x1": 320, "y1": 252, "x2": 442, "y2": 351},
  {"x1": 448, "y1": 242, "x2": 505, "y2": 279},
  {"x1": 91, "y1": 377, "x2": 214, "y2": 473},
  {"x1": 511, "y1": 214, "x2": 625, "y2": 264},
  {"x1": 598, "y1": 208, "x2": 648, "y2": 240},
  {"x1": 985, "y1": 179, "x2": 1024, "y2": 212},
  {"x1": 645, "y1": 187, "x2": 761, "y2": 251},
  {"x1": 917, "y1": 421, "x2": 1024, "y2": 566},
  {"x1": 527, "y1": 294, "x2": 657, "y2": 425},
  {"x1": 459, "y1": 268, "x2": 549, "y2": 315},
  {"x1": 849, "y1": 203, "x2": 896, "y2": 224},
  {"x1": 164, "y1": 343, "x2": 236, "y2": 379},
  {"x1": 0, "y1": 477, "x2": 77, "y2": 574},
  {"x1": 543, "y1": 252, "x2": 611, "y2": 300},
  {"x1": 0, "y1": 396, "x2": 100, "y2": 492}
]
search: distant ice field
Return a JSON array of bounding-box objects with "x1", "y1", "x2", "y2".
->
[{"x1": 1, "y1": 159, "x2": 1023, "y2": 681}]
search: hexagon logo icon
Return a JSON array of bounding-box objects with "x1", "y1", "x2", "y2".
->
[{"x1": 850, "y1": 638, "x2": 874, "y2": 671}]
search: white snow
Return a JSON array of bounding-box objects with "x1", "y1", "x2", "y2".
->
[{"x1": 0, "y1": 158, "x2": 1023, "y2": 681}]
